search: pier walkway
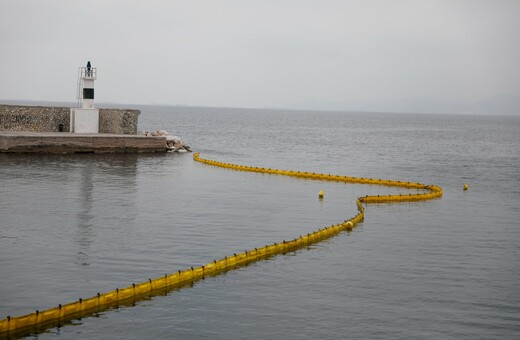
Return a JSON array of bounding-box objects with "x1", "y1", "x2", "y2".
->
[{"x1": 0, "y1": 131, "x2": 168, "y2": 153}]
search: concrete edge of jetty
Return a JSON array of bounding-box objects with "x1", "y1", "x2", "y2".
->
[{"x1": 0, "y1": 131, "x2": 169, "y2": 153}]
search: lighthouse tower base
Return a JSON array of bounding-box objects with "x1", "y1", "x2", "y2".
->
[{"x1": 70, "y1": 108, "x2": 99, "y2": 133}]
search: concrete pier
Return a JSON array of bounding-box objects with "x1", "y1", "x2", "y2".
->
[{"x1": 0, "y1": 131, "x2": 168, "y2": 153}]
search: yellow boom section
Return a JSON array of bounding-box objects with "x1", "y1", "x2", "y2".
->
[{"x1": 0, "y1": 153, "x2": 441, "y2": 338}]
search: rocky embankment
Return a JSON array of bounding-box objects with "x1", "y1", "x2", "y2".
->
[{"x1": 140, "y1": 130, "x2": 192, "y2": 152}]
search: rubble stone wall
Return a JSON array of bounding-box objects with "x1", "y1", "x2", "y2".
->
[
  {"x1": 0, "y1": 105, "x2": 70, "y2": 132},
  {"x1": 98, "y1": 108, "x2": 140, "y2": 134},
  {"x1": 0, "y1": 104, "x2": 140, "y2": 134}
]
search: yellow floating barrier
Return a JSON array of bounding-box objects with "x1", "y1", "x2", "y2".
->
[{"x1": 0, "y1": 153, "x2": 442, "y2": 338}]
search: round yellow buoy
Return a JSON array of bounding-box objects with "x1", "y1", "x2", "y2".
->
[
  {"x1": 318, "y1": 190, "x2": 324, "y2": 199},
  {"x1": 345, "y1": 221, "x2": 353, "y2": 230},
  {"x1": 463, "y1": 183, "x2": 469, "y2": 191}
]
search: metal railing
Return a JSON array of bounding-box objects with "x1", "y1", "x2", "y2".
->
[{"x1": 79, "y1": 66, "x2": 97, "y2": 79}]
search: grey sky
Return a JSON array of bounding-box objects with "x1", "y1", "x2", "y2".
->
[{"x1": 1, "y1": 0, "x2": 519, "y2": 109}]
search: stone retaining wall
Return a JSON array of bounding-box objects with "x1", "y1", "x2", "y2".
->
[
  {"x1": 0, "y1": 105, "x2": 70, "y2": 132},
  {"x1": 0, "y1": 104, "x2": 140, "y2": 134},
  {"x1": 98, "y1": 108, "x2": 140, "y2": 134}
]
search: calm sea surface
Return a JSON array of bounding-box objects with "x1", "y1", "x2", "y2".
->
[{"x1": 1, "y1": 107, "x2": 519, "y2": 339}]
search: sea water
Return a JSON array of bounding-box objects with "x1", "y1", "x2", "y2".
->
[{"x1": 1, "y1": 107, "x2": 519, "y2": 339}]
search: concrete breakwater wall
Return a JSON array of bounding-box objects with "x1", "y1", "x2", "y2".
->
[{"x1": 0, "y1": 104, "x2": 140, "y2": 134}]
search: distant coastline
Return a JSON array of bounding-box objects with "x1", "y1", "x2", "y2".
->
[{"x1": 2, "y1": 94, "x2": 520, "y2": 116}]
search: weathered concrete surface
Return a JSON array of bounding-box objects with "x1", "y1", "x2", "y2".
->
[{"x1": 0, "y1": 131, "x2": 167, "y2": 153}]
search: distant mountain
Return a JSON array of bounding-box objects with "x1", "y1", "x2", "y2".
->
[
  {"x1": 0, "y1": 99, "x2": 77, "y2": 107},
  {"x1": 288, "y1": 97, "x2": 459, "y2": 114},
  {"x1": 460, "y1": 94, "x2": 520, "y2": 115},
  {"x1": 289, "y1": 94, "x2": 520, "y2": 115}
]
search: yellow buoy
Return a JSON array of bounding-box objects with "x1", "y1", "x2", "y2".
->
[
  {"x1": 318, "y1": 190, "x2": 324, "y2": 199},
  {"x1": 463, "y1": 183, "x2": 469, "y2": 191}
]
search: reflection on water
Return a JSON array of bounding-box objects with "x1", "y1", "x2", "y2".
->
[
  {"x1": 74, "y1": 154, "x2": 139, "y2": 266},
  {"x1": 1, "y1": 110, "x2": 520, "y2": 339},
  {"x1": 76, "y1": 161, "x2": 94, "y2": 266}
]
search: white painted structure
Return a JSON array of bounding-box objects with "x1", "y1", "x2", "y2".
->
[{"x1": 70, "y1": 63, "x2": 99, "y2": 133}]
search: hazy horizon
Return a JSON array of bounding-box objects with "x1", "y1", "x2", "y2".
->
[{"x1": 3, "y1": 93, "x2": 519, "y2": 116}]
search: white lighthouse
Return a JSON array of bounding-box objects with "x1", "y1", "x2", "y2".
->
[{"x1": 70, "y1": 61, "x2": 100, "y2": 133}]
